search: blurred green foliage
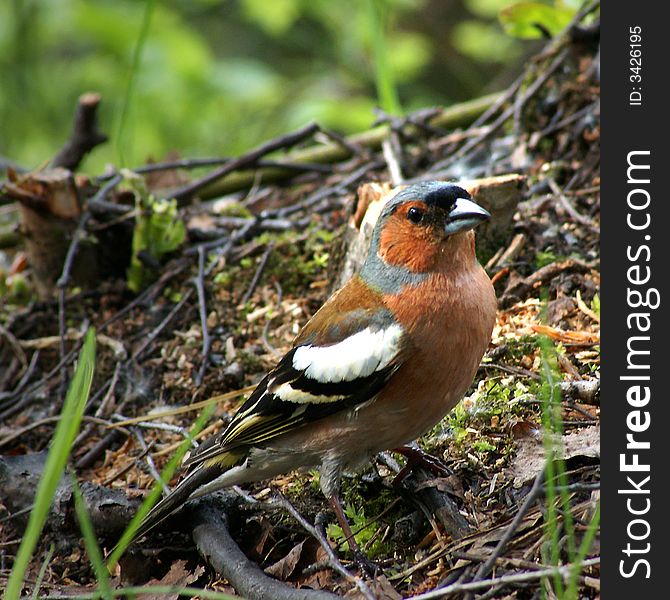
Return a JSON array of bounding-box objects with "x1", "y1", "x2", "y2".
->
[
  {"x1": 0, "y1": 0, "x2": 536, "y2": 174},
  {"x1": 500, "y1": 0, "x2": 580, "y2": 39}
]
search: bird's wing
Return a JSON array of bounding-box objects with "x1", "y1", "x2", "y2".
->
[{"x1": 184, "y1": 304, "x2": 410, "y2": 469}]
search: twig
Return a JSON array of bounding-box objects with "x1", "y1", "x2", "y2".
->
[
  {"x1": 185, "y1": 220, "x2": 256, "y2": 257},
  {"x1": 190, "y1": 495, "x2": 339, "y2": 600},
  {"x1": 0, "y1": 415, "x2": 119, "y2": 449},
  {"x1": 0, "y1": 325, "x2": 28, "y2": 369},
  {"x1": 547, "y1": 177, "x2": 599, "y2": 232},
  {"x1": 51, "y1": 92, "x2": 108, "y2": 170},
  {"x1": 75, "y1": 429, "x2": 126, "y2": 470},
  {"x1": 98, "y1": 258, "x2": 190, "y2": 332},
  {"x1": 315, "y1": 127, "x2": 366, "y2": 157},
  {"x1": 537, "y1": 101, "x2": 599, "y2": 139},
  {"x1": 265, "y1": 160, "x2": 380, "y2": 220},
  {"x1": 169, "y1": 122, "x2": 320, "y2": 204},
  {"x1": 273, "y1": 493, "x2": 376, "y2": 600},
  {"x1": 194, "y1": 245, "x2": 212, "y2": 386},
  {"x1": 430, "y1": 49, "x2": 569, "y2": 175},
  {"x1": 56, "y1": 210, "x2": 92, "y2": 400},
  {"x1": 0, "y1": 351, "x2": 40, "y2": 407},
  {"x1": 499, "y1": 258, "x2": 591, "y2": 308},
  {"x1": 133, "y1": 428, "x2": 169, "y2": 494},
  {"x1": 131, "y1": 288, "x2": 194, "y2": 360},
  {"x1": 195, "y1": 94, "x2": 500, "y2": 200},
  {"x1": 54, "y1": 174, "x2": 124, "y2": 400},
  {"x1": 241, "y1": 242, "x2": 274, "y2": 305},
  {"x1": 72, "y1": 362, "x2": 123, "y2": 451},
  {"x1": 471, "y1": 471, "x2": 545, "y2": 584},
  {"x1": 261, "y1": 280, "x2": 284, "y2": 357},
  {"x1": 96, "y1": 157, "x2": 333, "y2": 183},
  {"x1": 410, "y1": 558, "x2": 600, "y2": 600},
  {"x1": 0, "y1": 346, "x2": 79, "y2": 422},
  {"x1": 381, "y1": 137, "x2": 404, "y2": 185},
  {"x1": 195, "y1": 215, "x2": 310, "y2": 233}
]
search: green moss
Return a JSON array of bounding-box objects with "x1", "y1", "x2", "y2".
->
[
  {"x1": 535, "y1": 249, "x2": 559, "y2": 269},
  {"x1": 505, "y1": 335, "x2": 541, "y2": 359},
  {"x1": 236, "y1": 349, "x2": 265, "y2": 374},
  {"x1": 217, "y1": 202, "x2": 253, "y2": 219},
  {"x1": 257, "y1": 225, "x2": 335, "y2": 294}
]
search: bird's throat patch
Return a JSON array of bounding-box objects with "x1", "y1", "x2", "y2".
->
[{"x1": 378, "y1": 213, "x2": 440, "y2": 272}]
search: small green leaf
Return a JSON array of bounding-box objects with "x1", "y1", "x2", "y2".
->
[
  {"x1": 126, "y1": 179, "x2": 186, "y2": 293},
  {"x1": 590, "y1": 293, "x2": 600, "y2": 317},
  {"x1": 500, "y1": 2, "x2": 575, "y2": 39}
]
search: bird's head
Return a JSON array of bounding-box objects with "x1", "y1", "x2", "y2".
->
[{"x1": 361, "y1": 181, "x2": 490, "y2": 291}]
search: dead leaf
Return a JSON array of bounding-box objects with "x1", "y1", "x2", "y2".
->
[
  {"x1": 345, "y1": 574, "x2": 402, "y2": 599},
  {"x1": 531, "y1": 324, "x2": 599, "y2": 346},
  {"x1": 508, "y1": 425, "x2": 600, "y2": 486},
  {"x1": 264, "y1": 540, "x2": 307, "y2": 581},
  {"x1": 143, "y1": 560, "x2": 205, "y2": 600},
  {"x1": 295, "y1": 544, "x2": 333, "y2": 591}
]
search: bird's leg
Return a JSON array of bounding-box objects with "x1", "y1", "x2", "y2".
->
[
  {"x1": 328, "y1": 494, "x2": 377, "y2": 577},
  {"x1": 392, "y1": 443, "x2": 452, "y2": 486}
]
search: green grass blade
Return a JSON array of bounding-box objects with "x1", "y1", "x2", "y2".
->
[
  {"x1": 30, "y1": 543, "x2": 54, "y2": 600},
  {"x1": 72, "y1": 477, "x2": 113, "y2": 600},
  {"x1": 106, "y1": 400, "x2": 218, "y2": 569},
  {"x1": 40, "y1": 585, "x2": 239, "y2": 600},
  {"x1": 4, "y1": 328, "x2": 96, "y2": 600},
  {"x1": 565, "y1": 501, "x2": 601, "y2": 599},
  {"x1": 116, "y1": 0, "x2": 156, "y2": 166},
  {"x1": 365, "y1": 0, "x2": 401, "y2": 115}
]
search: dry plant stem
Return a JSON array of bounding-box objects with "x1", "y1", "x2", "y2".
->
[
  {"x1": 430, "y1": 48, "x2": 569, "y2": 175},
  {"x1": 0, "y1": 351, "x2": 39, "y2": 408},
  {"x1": 191, "y1": 497, "x2": 340, "y2": 600},
  {"x1": 131, "y1": 288, "x2": 194, "y2": 360},
  {"x1": 537, "y1": 101, "x2": 599, "y2": 138},
  {"x1": 381, "y1": 136, "x2": 404, "y2": 185},
  {"x1": 99, "y1": 258, "x2": 190, "y2": 331},
  {"x1": 241, "y1": 242, "x2": 274, "y2": 305},
  {"x1": 75, "y1": 430, "x2": 126, "y2": 470},
  {"x1": 194, "y1": 245, "x2": 211, "y2": 386},
  {"x1": 133, "y1": 428, "x2": 169, "y2": 495},
  {"x1": 0, "y1": 345, "x2": 79, "y2": 423},
  {"x1": 56, "y1": 212, "x2": 89, "y2": 401},
  {"x1": 266, "y1": 160, "x2": 380, "y2": 220},
  {"x1": 408, "y1": 558, "x2": 600, "y2": 600},
  {"x1": 471, "y1": 470, "x2": 545, "y2": 584},
  {"x1": 547, "y1": 177, "x2": 599, "y2": 232},
  {"x1": 0, "y1": 415, "x2": 123, "y2": 450},
  {"x1": 71, "y1": 363, "x2": 123, "y2": 451},
  {"x1": 500, "y1": 259, "x2": 591, "y2": 308},
  {"x1": 0, "y1": 325, "x2": 28, "y2": 369},
  {"x1": 169, "y1": 121, "x2": 320, "y2": 205}
]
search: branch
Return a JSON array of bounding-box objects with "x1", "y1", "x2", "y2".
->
[
  {"x1": 194, "y1": 93, "x2": 502, "y2": 200},
  {"x1": 190, "y1": 494, "x2": 340, "y2": 600},
  {"x1": 52, "y1": 92, "x2": 108, "y2": 170}
]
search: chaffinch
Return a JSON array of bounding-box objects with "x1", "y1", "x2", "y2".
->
[{"x1": 128, "y1": 181, "x2": 497, "y2": 557}]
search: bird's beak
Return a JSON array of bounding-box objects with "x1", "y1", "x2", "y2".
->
[{"x1": 443, "y1": 197, "x2": 490, "y2": 236}]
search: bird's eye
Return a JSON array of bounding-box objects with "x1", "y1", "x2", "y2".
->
[{"x1": 407, "y1": 206, "x2": 424, "y2": 224}]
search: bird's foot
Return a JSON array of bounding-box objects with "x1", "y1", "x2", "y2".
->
[{"x1": 392, "y1": 444, "x2": 452, "y2": 486}]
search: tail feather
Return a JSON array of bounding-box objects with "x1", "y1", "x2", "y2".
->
[{"x1": 132, "y1": 464, "x2": 222, "y2": 542}]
